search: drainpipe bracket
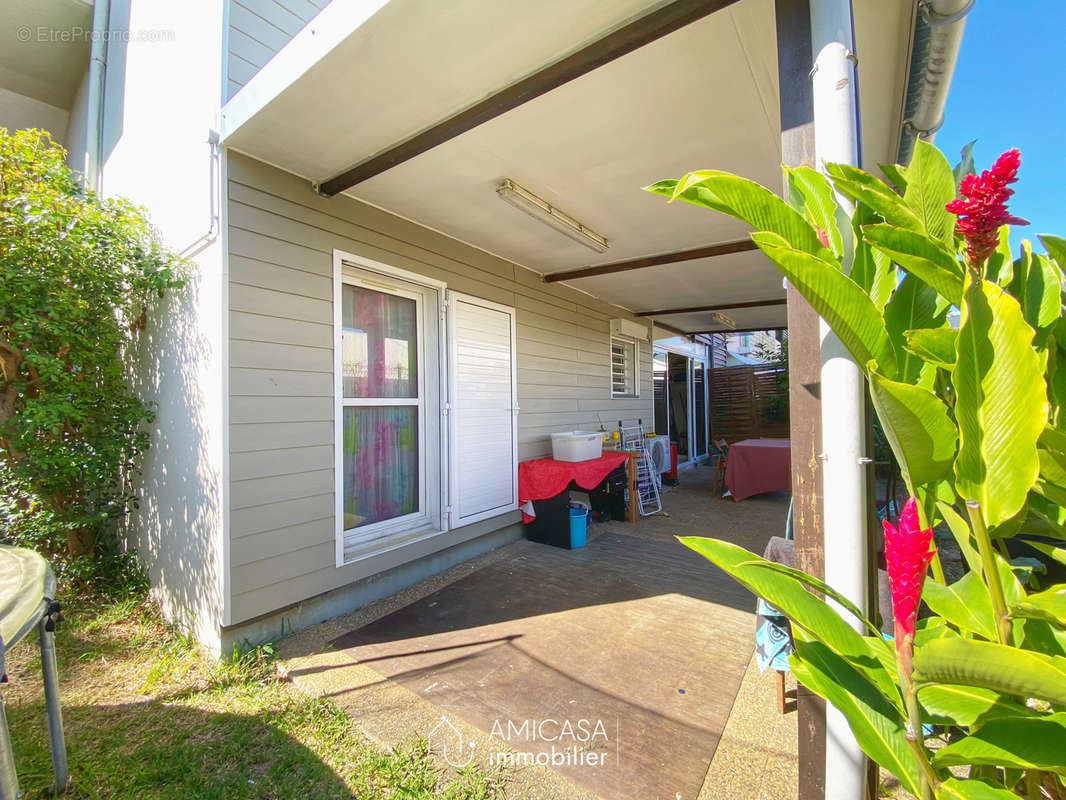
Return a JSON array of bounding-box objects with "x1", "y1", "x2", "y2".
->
[
  {"x1": 903, "y1": 117, "x2": 944, "y2": 140},
  {"x1": 808, "y1": 49, "x2": 858, "y2": 81},
  {"x1": 918, "y1": 0, "x2": 975, "y2": 27}
]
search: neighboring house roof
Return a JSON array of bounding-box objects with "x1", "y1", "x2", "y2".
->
[{"x1": 725, "y1": 351, "x2": 764, "y2": 366}]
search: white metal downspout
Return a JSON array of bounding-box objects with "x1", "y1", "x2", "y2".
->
[
  {"x1": 84, "y1": 0, "x2": 110, "y2": 190},
  {"x1": 809, "y1": 1, "x2": 868, "y2": 798}
]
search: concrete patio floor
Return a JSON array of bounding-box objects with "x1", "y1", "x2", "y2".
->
[{"x1": 278, "y1": 465, "x2": 797, "y2": 800}]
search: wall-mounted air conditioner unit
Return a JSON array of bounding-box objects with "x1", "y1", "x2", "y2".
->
[{"x1": 610, "y1": 318, "x2": 650, "y2": 341}]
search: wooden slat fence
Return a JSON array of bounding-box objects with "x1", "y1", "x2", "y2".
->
[{"x1": 709, "y1": 364, "x2": 789, "y2": 443}]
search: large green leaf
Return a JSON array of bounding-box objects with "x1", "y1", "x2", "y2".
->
[
  {"x1": 790, "y1": 634, "x2": 920, "y2": 797},
  {"x1": 1040, "y1": 448, "x2": 1066, "y2": 489},
  {"x1": 1024, "y1": 540, "x2": 1066, "y2": 567},
  {"x1": 937, "y1": 777, "x2": 1030, "y2": 800},
  {"x1": 984, "y1": 228, "x2": 1016, "y2": 287},
  {"x1": 679, "y1": 537, "x2": 901, "y2": 704},
  {"x1": 952, "y1": 140, "x2": 977, "y2": 189},
  {"x1": 906, "y1": 328, "x2": 957, "y2": 369},
  {"x1": 932, "y1": 713, "x2": 1066, "y2": 775},
  {"x1": 936, "y1": 502, "x2": 983, "y2": 575},
  {"x1": 913, "y1": 637, "x2": 1066, "y2": 706},
  {"x1": 868, "y1": 368, "x2": 957, "y2": 487},
  {"x1": 1020, "y1": 617, "x2": 1066, "y2": 658},
  {"x1": 881, "y1": 162, "x2": 909, "y2": 194},
  {"x1": 918, "y1": 683, "x2": 1029, "y2": 727},
  {"x1": 1041, "y1": 425, "x2": 1066, "y2": 457},
  {"x1": 863, "y1": 223, "x2": 964, "y2": 305},
  {"x1": 995, "y1": 550, "x2": 1026, "y2": 606},
  {"x1": 1046, "y1": 335, "x2": 1066, "y2": 428},
  {"x1": 904, "y1": 139, "x2": 958, "y2": 247},
  {"x1": 953, "y1": 275, "x2": 1048, "y2": 528},
  {"x1": 787, "y1": 165, "x2": 845, "y2": 260},
  {"x1": 850, "y1": 203, "x2": 898, "y2": 308},
  {"x1": 645, "y1": 171, "x2": 830, "y2": 258},
  {"x1": 1009, "y1": 242, "x2": 1064, "y2": 334},
  {"x1": 743, "y1": 560, "x2": 886, "y2": 639},
  {"x1": 825, "y1": 162, "x2": 923, "y2": 232},
  {"x1": 1013, "y1": 585, "x2": 1066, "y2": 630},
  {"x1": 1031, "y1": 253, "x2": 1063, "y2": 330},
  {"x1": 921, "y1": 552, "x2": 1021, "y2": 644},
  {"x1": 885, "y1": 274, "x2": 949, "y2": 384},
  {"x1": 750, "y1": 232, "x2": 898, "y2": 377},
  {"x1": 1036, "y1": 479, "x2": 1066, "y2": 510},
  {"x1": 1040, "y1": 233, "x2": 1066, "y2": 269},
  {"x1": 922, "y1": 571, "x2": 998, "y2": 641}
]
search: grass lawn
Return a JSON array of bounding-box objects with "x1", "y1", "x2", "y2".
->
[{"x1": 3, "y1": 594, "x2": 508, "y2": 799}]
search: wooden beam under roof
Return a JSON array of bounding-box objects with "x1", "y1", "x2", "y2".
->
[
  {"x1": 687, "y1": 325, "x2": 788, "y2": 335},
  {"x1": 317, "y1": 0, "x2": 743, "y2": 196},
  {"x1": 541, "y1": 239, "x2": 758, "y2": 283},
  {"x1": 635, "y1": 298, "x2": 786, "y2": 317}
]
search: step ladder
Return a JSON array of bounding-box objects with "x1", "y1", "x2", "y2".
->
[{"x1": 619, "y1": 421, "x2": 662, "y2": 516}]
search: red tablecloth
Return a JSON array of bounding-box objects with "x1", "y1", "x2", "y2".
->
[
  {"x1": 725, "y1": 439, "x2": 791, "y2": 501},
  {"x1": 518, "y1": 451, "x2": 629, "y2": 522}
]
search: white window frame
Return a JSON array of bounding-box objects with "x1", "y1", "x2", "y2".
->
[
  {"x1": 610, "y1": 335, "x2": 639, "y2": 398},
  {"x1": 333, "y1": 251, "x2": 448, "y2": 567}
]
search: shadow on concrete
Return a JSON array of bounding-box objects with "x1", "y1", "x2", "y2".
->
[{"x1": 331, "y1": 532, "x2": 754, "y2": 651}]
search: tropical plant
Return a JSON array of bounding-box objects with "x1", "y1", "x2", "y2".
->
[
  {"x1": 0, "y1": 128, "x2": 184, "y2": 573},
  {"x1": 647, "y1": 141, "x2": 1066, "y2": 799}
]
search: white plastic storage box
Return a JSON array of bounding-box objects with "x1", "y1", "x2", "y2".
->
[{"x1": 551, "y1": 431, "x2": 603, "y2": 462}]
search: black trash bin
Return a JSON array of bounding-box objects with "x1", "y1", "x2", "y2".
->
[
  {"x1": 589, "y1": 466, "x2": 627, "y2": 522},
  {"x1": 525, "y1": 490, "x2": 573, "y2": 549}
]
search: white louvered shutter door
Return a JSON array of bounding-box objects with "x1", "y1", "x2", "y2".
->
[{"x1": 447, "y1": 292, "x2": 518, "y2": 528}]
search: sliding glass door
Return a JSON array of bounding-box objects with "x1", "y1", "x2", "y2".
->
[
  {"x1": 693, "y1": 360, "x2": 707, "y2": 458},
  {"x1": 668, "y1": 353, "x2": 690, "y2": 463},
  {"x1": 653, "y1": 351, "x2": 668, "y2": 437},
  {"x1": 653, "y1": 347, "x2": 710, "y2": 465}
]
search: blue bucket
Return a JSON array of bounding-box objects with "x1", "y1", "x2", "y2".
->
[{"x1": 569, "y1": 507, "x2": 588, "y2": 549}]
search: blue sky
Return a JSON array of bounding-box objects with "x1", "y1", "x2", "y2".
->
[{"x1": 936, "y1": 0, "x2": 1066, "y2": 252}]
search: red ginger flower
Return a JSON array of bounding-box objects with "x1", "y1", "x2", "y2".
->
[
  {"x1": 883, "y1": 497, "x2": 936, "y2": 643},
  {"x1": 945, "y1": 147, "x2": 1029, "y2": 266}
]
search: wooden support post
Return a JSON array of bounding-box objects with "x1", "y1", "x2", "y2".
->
[
  {"x1": 776, "y1": 0, "x2": 827, "y2": 798},
  {"x1": 626, "y1": 451, "x2": 639, "y2": 523}
]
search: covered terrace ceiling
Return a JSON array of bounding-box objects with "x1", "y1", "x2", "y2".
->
[
  {"x1": 0, "y1": 0, "x2": 92, "y2": 109},
  {"x1": 222, "y1": 0, "x2": 916, "y2": 334}
]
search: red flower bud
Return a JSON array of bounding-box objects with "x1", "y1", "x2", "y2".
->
[
  {"x1": 883, "y1": 497, "x2": 936, "y2": 641},
  {"x1": 945, "y1": 147, "x2": 1029, "y2": 266}
]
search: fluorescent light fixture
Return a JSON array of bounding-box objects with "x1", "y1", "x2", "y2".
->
[
  {"x1": 496, "y1": 179, "x2": 609, "y2": 253},
  {"x1": 710, "y1": 311, "x2": 736, "y2": 330}
]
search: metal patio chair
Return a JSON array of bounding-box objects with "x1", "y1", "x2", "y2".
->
[{"x1": 0, "y1": 546, "x2": 67, "y2": 798}]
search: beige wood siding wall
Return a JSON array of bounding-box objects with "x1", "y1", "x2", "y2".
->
[
  {"x1": 227, "y1": 152, "x2": 653, "y2": 624},
  {"x1": 225, "y1": 0, "x2": 327, "y2": 99}
]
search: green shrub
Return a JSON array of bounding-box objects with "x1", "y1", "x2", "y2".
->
[{"x1": 0, "y1": 128, "x2": 183, "y2": 580}]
